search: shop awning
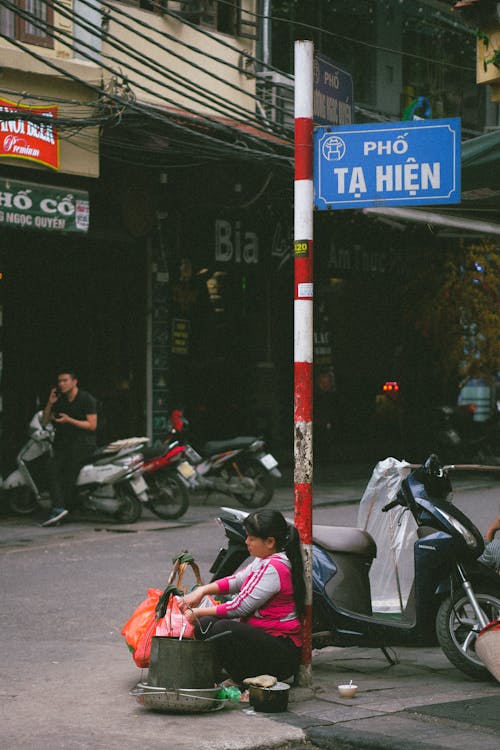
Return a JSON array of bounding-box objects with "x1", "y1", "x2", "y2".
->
[{"x1": 365, "y1": 128, "x2": 500, "y2": 236}]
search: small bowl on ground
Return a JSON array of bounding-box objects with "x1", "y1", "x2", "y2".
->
[
  {"x1": 249, "y1": 681, "x2": 290, "y2": 713},
  {"x1": 337, "y1": 683, "x2": 358, "y2": 698}
]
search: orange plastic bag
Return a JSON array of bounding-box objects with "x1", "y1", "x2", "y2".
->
[
  {"x1": 121, "y1": 588, "x2": 163, "y2": 666},
  {"x1": 133, "y1": 616, "x2": 159, "y2": 669}
]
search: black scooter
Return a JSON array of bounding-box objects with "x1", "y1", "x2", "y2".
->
[{"x1": 209, "y1": 455, "x2": 500, "y2": 680}]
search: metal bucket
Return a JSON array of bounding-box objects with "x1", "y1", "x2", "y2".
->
[{"x1": 148, "y1": 636, "x2": 221, "y2": 689}]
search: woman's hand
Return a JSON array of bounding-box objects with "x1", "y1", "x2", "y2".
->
[
  {"x1": 486, "y1": 515, "x2": 500, "y2": 542},
  {"x1": 181, "y1": 587, "x2": 206, "y2": 609},
  {"x1": 182, "y1": 607, "x2": 198, "y2": 625}
]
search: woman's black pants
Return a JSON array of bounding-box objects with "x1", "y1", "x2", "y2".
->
[{"x1": 195, "y1": 617, "x2": 301, "y2": 684}]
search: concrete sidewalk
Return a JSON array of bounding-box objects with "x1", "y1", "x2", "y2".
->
[
  {"x1": 126, "y1": 642, "x2": 500, "y2": 750},
  {"x1": 282, "y1": 644, "x2": 500, "y2": 750}
]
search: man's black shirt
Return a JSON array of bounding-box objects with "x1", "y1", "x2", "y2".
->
[{"x1": 53, "y1": 389, "x2": 97, "y2": 448}]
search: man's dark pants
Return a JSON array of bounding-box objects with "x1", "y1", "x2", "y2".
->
[{"x1": 47, "y1": 443, "x2": 93, "y2": 510}]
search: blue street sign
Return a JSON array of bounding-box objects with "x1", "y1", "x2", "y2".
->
[
  {"x1": 313, "y1": 54, "x2": 354, "y2": 126},
  {"x1": 314, "y1": 118, "x2": 461, "y2": 210}
]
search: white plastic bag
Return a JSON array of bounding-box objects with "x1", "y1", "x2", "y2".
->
[{"x1": 357, "y1": 457, "x2": 416, "y2": 613}]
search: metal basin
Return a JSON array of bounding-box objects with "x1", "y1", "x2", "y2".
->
[{"x1": 130, "y1": 682, "x2": 227, "y2": 713}]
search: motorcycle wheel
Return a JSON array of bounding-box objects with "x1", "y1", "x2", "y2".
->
[
  {"x1": 8, "y1": 486, "x2": 37, "y2": 515},
  {"x1": 146, "y1": 473, "x2": 189, "y2": 520},
  {"x1": 114, "y1": 482, "x2": 142, "y2": 523},
  {"x1": 234, "y1": 457, "x2": 276, "y2": 508},
  {"x1": 436, "y1": 586, "x2": 500, "y2": 680}
]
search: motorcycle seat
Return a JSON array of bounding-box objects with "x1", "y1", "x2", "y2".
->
[
  {"x1": 90, "y1": 443, "x2": 143, "y2": 464},
  {"x1": 202, "y1": 436, "x2": 260, "y2": 454},
  {"x1": 312, "y1": 524, "x2": 377, "y2": 558},
  {"x1": 88, "y1": 446, "x2": 118, "y2": 463},
  {"x1": 142, "y1": 444, "x2": 166, "y2": 461},
  {"x1": 91, "y1": 437, "x2": 149, "y2": 465}
]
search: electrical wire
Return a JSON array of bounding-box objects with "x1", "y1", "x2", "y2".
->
[
  {"x1": 211, "y1": 0, "x2": 477, "y2": 74},
  {"x1": 5, "y1": 2, "x2": 473, "y2": 169},
  {"x1": 96, "y1": 0, "x2": 477, "y2": 129},
  {"x1": 116, "y1": 0, "x2": 285, "y2": 76},
  {"x1": 0, "y1": 27, "x2": 292, "y2": 166},
  {"x1": 46, "y1": 0, "x2": 271, "y2": 130},
  {"x1": 72, "y1": 0, "x2": 295, "y2": 135},
  {"x1": 5, "y1": 0, "x2": 293, "y2": 151}
]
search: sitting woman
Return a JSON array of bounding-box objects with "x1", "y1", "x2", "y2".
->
[{"x1": 179, "y1": 509, "x2": 305, "y2": 686}]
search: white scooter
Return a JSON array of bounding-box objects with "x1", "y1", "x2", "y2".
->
[{"x1": 1, "y1": 412, "x2": 150, "y2": 523}]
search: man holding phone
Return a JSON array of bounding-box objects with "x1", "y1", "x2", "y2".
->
[{"x1": 41, "y1": 370, "x2": 97, "y2": 526}]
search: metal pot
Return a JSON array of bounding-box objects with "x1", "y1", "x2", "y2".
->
[
  {"x1": 248, "y1": 681, "x2": 290, "y2": 713},
  {"x1": 148, "y1": 636, "x2": 221, "y2": 689}
]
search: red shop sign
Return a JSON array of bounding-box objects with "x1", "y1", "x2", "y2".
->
[{"x1": 0, "y1": 97, "x2": 59, "y2": 170}]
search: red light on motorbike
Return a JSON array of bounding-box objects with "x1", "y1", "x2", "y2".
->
[
  {"x1": 171, "y1": 409, "x2": 184, "y2": 432},
  {"x1": 382, "y1": 381, "x2": 399, "y2": 392}
]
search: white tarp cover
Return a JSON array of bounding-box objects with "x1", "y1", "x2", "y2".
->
[{"x1": 357, "y1": 457, "x2": 417, "y2": 613}]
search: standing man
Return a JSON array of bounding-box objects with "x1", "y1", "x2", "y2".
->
[{"x1": 41, "y1": 370, "x2": 97, "y2": 526}]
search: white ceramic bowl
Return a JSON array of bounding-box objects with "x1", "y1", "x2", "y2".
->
[{"x1": 337, "y1": 684, "x2": 358, "y2": 698}]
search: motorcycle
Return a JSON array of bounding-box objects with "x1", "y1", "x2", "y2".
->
[
  {"x1": 2, "y1": 411, "x2": 151, "y2": 523},
  {"x1": 431, "y1": 404, "x2": 500, "y2": 466},
  {"x1": 153, "y1": 409, "x2": 282, "y2": 509},
  {"x1": 140, "y1": 414, "x2": 197, "y2": 520},
  {"x1": 209, "y1": 455, "x2": 500, "y2": 681}
]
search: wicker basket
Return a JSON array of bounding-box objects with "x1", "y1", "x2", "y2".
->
[{"x1": 475, "y1": 620, "x2": 500, "y2": 682}]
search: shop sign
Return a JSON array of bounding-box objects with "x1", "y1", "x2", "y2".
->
[
  {"x1": 0, "y1": 97, "x2": 59, "y2": 170},
  {"x1": 171, "y1": 318, "x2": 190, "y2": 355},
  {"x1": 0, "y1": 178, "x2": 89, "y2": 233},
  {"x1": 327, "y1": 239, "x2": 408, "y2": 277},
  {"x1": 215, "y1": 219, "x2": 258, "y2": 264}
]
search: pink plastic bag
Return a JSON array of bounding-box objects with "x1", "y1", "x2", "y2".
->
[{"x1": 155, "y1": 595, "x2": 195, "y2": 639}]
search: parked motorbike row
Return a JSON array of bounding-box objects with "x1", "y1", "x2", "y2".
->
[
  {"x1": 0, "y1": 410, "x2": 282, "y2": 522},
  {"x1": 210, "y1": 455, "x2": 500, "y2": 681},
  {"x1": 431, "y1": 403, "x2": 500, "y2": 466}
]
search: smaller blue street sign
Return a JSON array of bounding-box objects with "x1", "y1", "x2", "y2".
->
[
  {"x1": 313, "y1": 54, "x2": 354, "y2": 126},
  {"x1": 314, "y1": 118, "x2": 461, "y2": 210}
]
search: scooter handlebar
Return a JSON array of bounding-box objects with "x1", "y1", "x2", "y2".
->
[{"x1": 381, "y1": 498, "x2": 400, "y2": 513}]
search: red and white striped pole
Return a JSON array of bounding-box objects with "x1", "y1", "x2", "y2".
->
[{"x1": 294, "y1": 39, "x2": 314, "y2": 688}]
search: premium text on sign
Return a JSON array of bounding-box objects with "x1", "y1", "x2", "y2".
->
[
  {"x1": 0, "y1": 97, "x2": 59, "y2": 170},
  {"x1": 314, "y1": 118, "x2": 461, "y2": 210}
]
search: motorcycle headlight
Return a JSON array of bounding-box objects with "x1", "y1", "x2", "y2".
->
[{"x1": 436, "y1": 507, "x2": 478, "y2": 550}]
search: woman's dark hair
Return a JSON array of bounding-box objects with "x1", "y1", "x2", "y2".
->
[{"x1": 243, "y1": 509, "x2": 306, "y2": 618}]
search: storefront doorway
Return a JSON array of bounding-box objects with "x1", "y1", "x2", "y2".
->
[{"x1": 0, "y1": 229, "x2": 147, "y2": 471}]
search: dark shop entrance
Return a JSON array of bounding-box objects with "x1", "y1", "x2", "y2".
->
[{"x1": 0, "y1": 228, "x2": 147, "y2": 473}]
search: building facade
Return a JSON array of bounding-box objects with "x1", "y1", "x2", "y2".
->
[{"x1": 1, "y1": 1, "x2": 499, "y2": 472}]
